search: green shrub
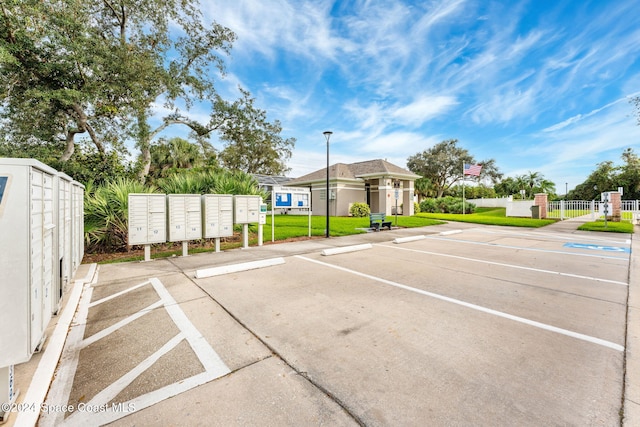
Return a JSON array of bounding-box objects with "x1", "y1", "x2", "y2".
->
[
  {"x1": 85, "y1": 178, "x2": 158, "y2": 252},
  {"x1": 419, "y1": 198, "x2": 437, "y2": 213},
  {"x1": 157, "y1": 169, "x2": 266, "y2": 197},
  {"x1": 350, "y1": 202, "x2": 371, "y2": 217},
  {"x1": 419, "y1": 196, "x2": 475, "y2": 214},
  {"x1": 413, "y1": 201, "x2": 420, "y2": 214}
]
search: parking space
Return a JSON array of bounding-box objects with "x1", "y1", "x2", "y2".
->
[{"x1": 34, "y1": 223, "x2": 631, "y2": 426}]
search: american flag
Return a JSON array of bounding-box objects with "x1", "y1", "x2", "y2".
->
[{"x1": 464, "y1": 163, "x2": 482, "y2": 176}]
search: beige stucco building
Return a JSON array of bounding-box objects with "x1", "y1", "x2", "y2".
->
[{"x1": 287, "y1": 159, "x2": 421, "y2": 217}]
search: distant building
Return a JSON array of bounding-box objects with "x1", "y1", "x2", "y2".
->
[
  {"x1": 287, "y1": 159, "x2": 420, "y2": 216},
  {"x1": 252, "y1": 174, "x2": 292, "y2": 194}
]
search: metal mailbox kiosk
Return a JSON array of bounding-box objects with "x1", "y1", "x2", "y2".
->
[
  {"x1": 202, "y1": 194, "x2": 234, "y2": 252},
  {"x1": 0, "y1": 158, "x2": 57, "y2": 366},
  {"x1": 128, "y1": 193, "x2": 167, "y2": 261},
  {"x1": 234, "y1": 195, "x2": 261, "y2": 249},
  {"x1": 167, "y1": 194, "x2": 202, "y2": 256}
]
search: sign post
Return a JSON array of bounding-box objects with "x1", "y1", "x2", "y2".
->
[{"x1": 393, "y1": 180, "x2": 400, "y2": 226}]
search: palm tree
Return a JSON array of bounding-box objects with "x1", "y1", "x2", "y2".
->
[
  {"x1": 149, "y1": 137, "x2": 206, "y2": 179},
  {"x1": 525, "y1": 171, "x2": 542, "y2": 198},
  {"x1": 536, "y1": 179, "x2": 556, "y2": 196},
  {"x1": 514, "y1": 175, "x2": 528, "y2": 199},
  {"x1": 413, "y1": 177, "x2": 433, "y2": 202}
]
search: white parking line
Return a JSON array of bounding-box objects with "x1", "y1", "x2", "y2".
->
[
  {"x1": 40, "y1": 277, "x2": 230, "y2": 427},
  {"x1": 471, "y1": 228, "x2": 631, "y2": 245},
  {"x1": 378, "y1": 244, "x2": 628, "y2": 286},
  {"x1": 295, "y1": 255, "x2": 624, "y2": 352},
  {"x1": 423, "y1": 235, "x2": 629, "y2": 260}
]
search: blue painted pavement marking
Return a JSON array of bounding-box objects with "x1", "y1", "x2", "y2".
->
[{"x1": 564, "y1": 242, "x2": 631, "y2": 253}]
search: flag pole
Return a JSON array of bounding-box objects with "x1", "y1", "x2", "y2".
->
[{"x1": 462, "y1": 163, "x2": 465, "y2": 215}]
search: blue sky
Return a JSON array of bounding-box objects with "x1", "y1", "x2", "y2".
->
[{"x1": 186, "y1": 0, "x2": 640, "y2": 193}]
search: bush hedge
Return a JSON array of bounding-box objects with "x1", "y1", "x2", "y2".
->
[
  {"x1": 350, "y1": 202, "x2": 371, "y2": 217},
  {"x1": 419, "y1": 196, "x2": 475, "y2": 214}
]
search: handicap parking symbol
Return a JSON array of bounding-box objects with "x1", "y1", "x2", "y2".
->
[{"x1": 564, "y1": 242, "x2": 630, "y2": 253}]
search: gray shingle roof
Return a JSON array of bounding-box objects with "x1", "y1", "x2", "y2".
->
[{"x1": 288, "y1": 159, "x2": 420, "y2": 184}]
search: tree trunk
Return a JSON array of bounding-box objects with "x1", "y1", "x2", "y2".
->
[
  {"x1": 72, "y1": 104, "x2": 105, "y2": 156},
  {"x1": 59, "y1": 129, "x2": 77, "y2": 162},
  {"x1": 138, "y1": 143, "x2": 151, "y2": 183}
]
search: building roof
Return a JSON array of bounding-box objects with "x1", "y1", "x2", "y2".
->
[
  {"x1": 288, "y1": 159, "x2": 420, "y2": 185},
  {"x1": 252, "y1": 174, "x2": 292, "y2": 187}
]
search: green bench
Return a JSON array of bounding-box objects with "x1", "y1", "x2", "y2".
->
[{"x1": 369, "y1": 213, "x2": 392, "y2": 231}]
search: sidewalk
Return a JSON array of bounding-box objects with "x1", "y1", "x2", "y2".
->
[{"x1": 625, "y1": 224, "x2": 640, "y2": 425}]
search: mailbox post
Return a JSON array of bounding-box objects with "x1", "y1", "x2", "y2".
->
[{"x1": 234, "y1": 195, "x2": 261, "y2": 249}]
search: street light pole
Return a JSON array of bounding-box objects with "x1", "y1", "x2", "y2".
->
[{"x1": 323, "y1": 131, "x2": 332, "y2": 238}]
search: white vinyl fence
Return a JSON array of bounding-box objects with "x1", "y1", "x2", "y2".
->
[
  {"x1": 467, "y1": 197, "x2": 640, "y2": 221},
  {"x1": 547, "y1": 200, "x2": 640, "y2": 221}
]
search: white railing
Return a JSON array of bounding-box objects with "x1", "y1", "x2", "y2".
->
[{"x1": 547, "y1": 200, "x2": 640, "y2": 221}]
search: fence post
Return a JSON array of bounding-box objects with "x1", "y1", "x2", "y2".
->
[
  {"x1": 560, "y1": 200, "x2": 565, "y2": 220},
  {"x1": 534, "y1": 193, "x2": 548, "y2": 218},
  {"x1": 591, "y1": 200, "x2": 595, "y2": 220}
]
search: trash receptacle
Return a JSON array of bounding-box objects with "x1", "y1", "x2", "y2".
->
[{"x1": 531, "y1": 205, "x2": 540, "y2": 219}]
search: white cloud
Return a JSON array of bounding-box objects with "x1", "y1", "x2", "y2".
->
[
  {"x1": 391, "y1": 95, "x2": 458, "y2": 126},
  {"x1": 468, "y1": 88, "x2": 537, "y2": 124},
  {"x1": 203, "y1": 0, "x2": 348, "y2": 62}
]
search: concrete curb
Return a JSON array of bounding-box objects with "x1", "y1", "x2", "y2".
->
[
  {"x1": 13, "y1": 264, "x2": 98, "y2": 427},
  {"x1": 624, "y1": 227, "x2": 640, "y2": 425}
]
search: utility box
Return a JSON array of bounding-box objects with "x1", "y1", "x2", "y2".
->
[
  {"x1": 531, "y1": 205, "x2": 540, "y2": 219},
  {"x1": 0, "y1": 159, "x2": 57, "y2": 366},
  {"x1": 167, "y1": 194, "x2": 202, "y2": 242},
  {"x1": 128, "y1": 194, "x2": 167, "y2": 245},
  {"x1": 259, "y1": 204, "x2": 268, "y2": 225},
  {"x1": 234, "y1": 195, "x2": 261, "y2": 224},
  {"x1": 202, "y1": 194, "x2": 234, "y2": 238}
]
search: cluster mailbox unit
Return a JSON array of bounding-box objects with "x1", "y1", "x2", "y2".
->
[
  {"x1": 127, "y1": 193, "x2": 167, "y2": 261},
  {"x1": 127, "y1": 193, "x2": 264, "y2": 256},
  {"x1": 203, "y1": 194, "x2": 234, "y2": 252},
  {"x1": 167, "y1": 194, "x2": 202, "y2": 257},
  {"x1": 0, "y1": 158, "x2": 84, "y2": 417},
  {"x1": 234, "y1": 195, "x2": 264, "y2": 248}
]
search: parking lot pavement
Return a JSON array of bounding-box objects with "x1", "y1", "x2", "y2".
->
[{"x1": 8, "y1": 220, "x2": 638, "y2": 426}]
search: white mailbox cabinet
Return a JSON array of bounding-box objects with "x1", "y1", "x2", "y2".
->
[
  {"x1": 71, "y1": 181, "x2": 84, "y2": 273},
  {"x1": 0, "y1": 159, "x2": 57, "y2": 366},
  {"x1": 203, "y1": 194, "x2": 234, "y2": 238},
  {"x1": 54, "y1": 172, "x2": 73, "y2": 314},
  {"x1": 167, "y1": 194, "x2": 202, "y2": 242},
  {"x1": 128, "y1": 194, "x2": 167, "y2": 245},
  {"x1": 234, "y1": 195, "x2": 261, "y2": 224}
]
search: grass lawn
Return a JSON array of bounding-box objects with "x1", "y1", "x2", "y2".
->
[
  {"x1": 259, "y1": 214, "x2": 445, "y2": 240},
  {"x1": 417, "y1": 208, "x2": 556, "y2": 228},
  {"x1": 578, "y1": 220, "x2": 635, "y2": 233}
]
